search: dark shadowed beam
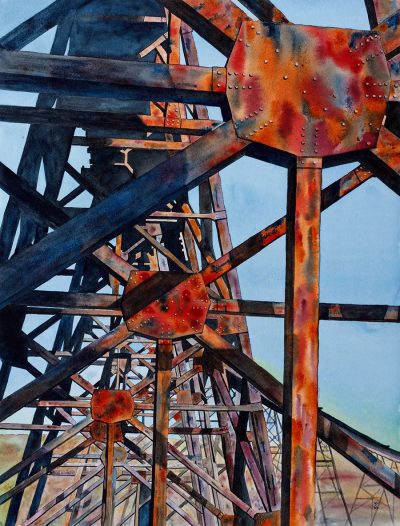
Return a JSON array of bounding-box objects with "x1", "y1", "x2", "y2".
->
[
  {"x1": 196, "y1": 326, "x2": 400, "y2": 497},
  {"x1": 159, "y1": 0, "x2": 251, "y2": 56},
  {"x1": 20, "y1": 467, "x2": 103, "y2": 526},
  {"x1": 364, "y1": 0, "x2": 400, "y2": 27},
  {"x1": 239, "y1": 0, "x2": 289, "y2": 22},
  {"x1": 209, "y1": 299, "x2": 400, "y2": 322},
  {"x1": 0, "y1": 438, "x2": 94, "y2": 505},
  {"x1": 132, "y1": 417, "x2": 258, "y2": 519},
  {"x1": 150, "y1": 340, "x2": 173, "y2": 526},
  {"x1": 0, "y1": 105, "x2": 220, "y2": 135},
  {"x1": 0, "y1": 417, "x2": 92, "y2": 486},
  {"x1": 282, "y1": 158, "x2": 322, "y2": 526},
  {"x1": 0, "y1": 49, "x2": 226, "y2": 106},
  {"x1": 0, "y1": 0, "x2": 91, "y2": 50},
  {"x1": 0, "y1": 121, "x2": 249, "y2": 309},
  {"x1": 0, "y1": 324, "x2": 130, "y2": 422},
  {"x1": 370, "y1": 124, "x2": 400, "y2": 194}
]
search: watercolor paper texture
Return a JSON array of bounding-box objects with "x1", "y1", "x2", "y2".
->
[{"x1": 0, "y1": 1, "x2": 398, "y2": 524}]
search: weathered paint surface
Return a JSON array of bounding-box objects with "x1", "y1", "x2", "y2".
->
[
  {"x1": 91, "y1": 389, "x2": 134, "y2": 423},
  {"x1": 282, "y1": 158, "x2": 322, "y2": 525},
  {"x1": 122, "y1": 271, "x2": 210, "y2": 338},
  {"x1": 227, "y1": 22, "x2": 390, "y2": 156}
]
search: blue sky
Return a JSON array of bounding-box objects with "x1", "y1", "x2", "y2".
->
[{"x1": 0, "y1": 1, "x2": 398, "y2": 449}]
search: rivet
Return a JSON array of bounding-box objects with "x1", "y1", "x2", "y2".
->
[
  {"x1": 235, "y1": 86, "x2": 238, "y2": 89},
  {"x1": 228, "y1": 71, "x2": 232, "y2": 76},
  {"x1": 324, "y1": 107, "x2": 328, "y2": 111},
  {"x1": 303, "y1": 90, "x2": 307, "y2": 94},
  {"x1": 283, "y1": 75, "x2": 288, "y2": 80},
  {"x1": 259, "y1": 107, "x2": 263, "y2": 111},
  {"x1": 275, "y1": 49, "x2": 280, "y2": 53},
  {"x1": 228, "y1": 85, "x2": 232, "y2": 89},
  {"x1": 217, "y1": 70, "x2": 221, "y2": 75},
  {"x1": 367, "y1": 141, "x2": 371, "y2": 146},
  {"x1": 313, "y1": 161, "x2": 317, "y2": 165},
  {"x1": 341, "y1": 122, "x2": 346, "y2": 126},
  {"x1": 256, "y1": 31, "x2": 260, "y2": 35},
  {"x1": 354, "y1": 109, "x2": 358, "y2": 114},
  {"x1": 295, "y1": 62, "x2": 299, "y2": 67},
  {"x1": 251, "y1": 24, "x2": 255, "y2": 29},
  {"x1": 249, "y1": 85, "x2": 252, "y2": 89},
  {"x1": 249, "y1": 73, "x2": 253, "y2": 77},
  {"x1": 242, "y1": 86, "x2": 246, "y2": 89},
  {"x1": 217, "y1": 83, "x2": 221, "y2": 87},
  {"x1": 269, "y1": 119, "x2": 273, "y2": 123},
  {"x1": 239, "y1": 38, "x2": 243, "y2": 42},
  {"x1": 264, "y1": 59, "x2": 268, "y2": 64},
  {"x1": 366, "y1": 94, "x2": 369, "y2": 98},
  {"x1": 301, "y1": 141, "x2": 305, "y2": 145},
  {"x1": 313, "y1": 77, "x2": 317, "y2": 81}
]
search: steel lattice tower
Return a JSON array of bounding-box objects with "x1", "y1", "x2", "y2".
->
[{"x1": 0, "y1": 1, "x2": 399, "y2": 525}]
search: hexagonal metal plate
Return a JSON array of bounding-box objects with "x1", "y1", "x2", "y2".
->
[
  {"x1": 122, "y1": 271, "x2": 210, "y2": 339},
  {"x1": 226, "y1": 22, "x2": 390, "y2": 157}
]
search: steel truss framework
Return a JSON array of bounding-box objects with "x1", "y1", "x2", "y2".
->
[{"x1": 0, "y1": 0, "x2": 399, "y2": 525}]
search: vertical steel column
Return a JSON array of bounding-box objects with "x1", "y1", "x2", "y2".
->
[
  {"x1": 150, "y1": 339, "x2": 173, "y2": 526},
  {"x1": 102, "y1": 423, "x2": 116, "y2": 526},
  {"x1": 282, "y1": 157, "x2": 322, "y2": 525}
]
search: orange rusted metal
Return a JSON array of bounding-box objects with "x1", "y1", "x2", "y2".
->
[
  {"x1": 282, "y1": 157, "x2": 322, "y2": 525},
  {"x1": 90, "y1": 420, "x2": 124, "y2": 443},
  {"x1": 122, "y1": 271, "x2": 210, "y2": 339},
  {"x1": 227, "y1": 22, "x2": 390, "y2": 156},
  {"x1": 91, "y1": 389, "x2": 134, "y2": 424}
]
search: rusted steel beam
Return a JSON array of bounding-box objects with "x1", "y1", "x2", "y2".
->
[
  {"x1": 0, "y1": 0, "x2": 90, "y2": 50},
  {"x1": 196, "y1": 326, "x2": 400, "y2": 497},
  {"x1": 0, "y1": 49, "x2": 226, "y2": 105},
  {"x1": 132, "y1": 417, "x2": 258, "y2": 518},
  {"x1": 209, "y1": 299, "x2": 400, "y2": 322},
  {"x1": 160, "y1": 0, "x2": 251, "y2": 56},
  {"x1": 72, "y1": 137, "x2": 188, "y2": 150},
  {"x1": 376, "y1": 10, "x2": 400, "y2": 56},
  {"x1": 0, "y1": 120, "x2": 248, "y2": 309},
  {"x1": 0, "y1": 105, "x2": 220, "y2": 134},
  {"x1": 150, "y1": 340, "x2": 173, "y2": 526},
  {"x1": 0, "y1": 416, "x2": 92, "y2": 486},
  {"x1": 167, "y1": 426, "x2": 228, "y2": 435},
  {"x1": 102, "y1": 424, "x2": 116, "y2": 526},
  {"x1": 371, "y1": 125, "x2": 400, "y2": 194},
  {"x1": 239, "y1": 0, "x2": 289, "y2": 22},
  {"x1": 282, "y1": 158, "x2": 322, "y2": 526},
  {"x1": 0, "y1": 324, "x2": 130, "y2": 422},
  {"x1": 201, "y1": 166, "x2": 373, "y2": 287},
  {"x1": 0, "y1": 438, "x2": 94, "y2": 505},
  {"x1": 211, "y1": 369, "x2": 272, "y2": 511},
  {"x1": 124, "y1": 463, "x2": 198, "y2": 526},
  {"x1": 20, "y1": 466, "x2": 103, "y2": 526},
  {"x1": 365, "y1": 0, "x2": 400, "y2": 26}
]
